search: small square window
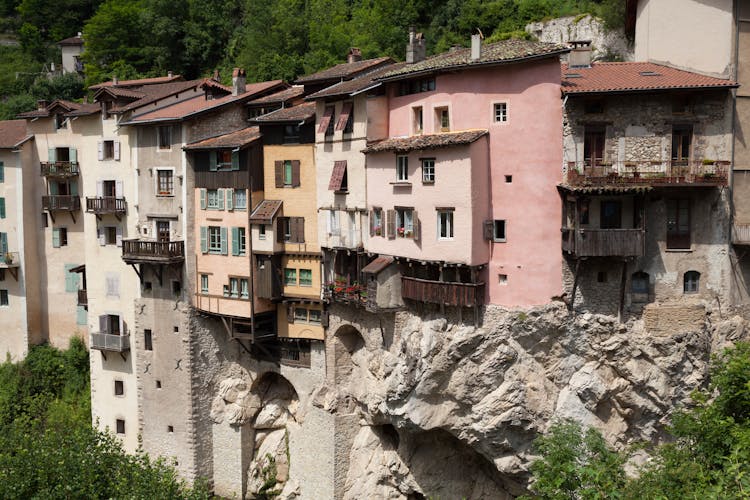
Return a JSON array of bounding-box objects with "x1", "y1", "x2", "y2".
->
[
  {"x1": 498, "y1": 274, "x2": 508, "y2": 285},
  {"x1": 200, "y1": 274, "x2": 209, "y2": 294},
  {"x1": 494, "y1": 103, "x2": 508, "y2": 122},
  {"x1": 116, "y1": 419, "x2": 125, "y2": 434},
  {"x1": 157, "y1": 126, "x2": 171, "y2": 150},
  {"x1": 172, "y1": 280, "x2": 181, "y2": 296},
  {"x1": 284, "y1": 268, "x2": 297, "y2": 286},
  {"x1": 114, "y1": 380, "x2": 124, "y2": 396},
  {"x1": 143, "y1": 281, "x2": 152, "y2": 291},
  {"x1": 173, "y1": 326, "x2": 179, "y2": 333},
  {"x1": 505, "y1": 175, "x2": 512, "y2": 183},
  {"x1": 144, "y1": 329, "x2": 153, "y2": 351},
  {"x1": 259, "y1": 225, "x2": 266, "y2": 240},
  {"x1": 0, "y1": 289, "x2": 8, "y2": 306},
  {"x1": 168, "y1": 425, "x2": 174, "y2": 433},
  {"x1": 156, "y1": 380, "x2": 162, "y2": 389},
  {"x1": 103, "y1": 140, "x2": 115, "y2": 160},
  {"x1": 437, "y1": 210, "x2": 454, "y2": 240},
  {"x1": 299, "y1": 269, "x2": 313, "y2": 287},
  {"x1": 597, "y1": 271, "x2": 607, "y2": 283},
  {"x1": 493, "y1": 220, "x2": 506, "y2": 242},
  {"x1": 294, "y1": 307, "x2": 308, "y2": 322}
]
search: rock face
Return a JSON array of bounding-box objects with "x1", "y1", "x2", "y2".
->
[
  {"x1": 526, "y1": 14, "x2": 633, "y2": 61},
  {"x1": 325, "y1": 303, "x2": 748, "y2": 498}
]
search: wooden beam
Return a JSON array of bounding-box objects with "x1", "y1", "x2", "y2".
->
[
  {"x1": 618, "y1": 260, "x2": 627, "y2": 322},
  {"x1": 569, "y1": 259, "x2": 581, "y2": 311}
]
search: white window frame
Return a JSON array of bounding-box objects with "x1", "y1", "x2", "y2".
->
[
  {"x1": 155, "y1": 168, "x2": 175, "y2": 196},
  {"x1": 396, "y1": 208, "x2": 414, "y2": 238},
  {"x1": 437, "y1": 209, "x2": 454, "y2": 240},
  {"x1": 200, "y1": 274, "x2": 209, "y2": 294},
  {"x1": 493, "y1": 219, "x2": 507, "y2": 242},
  {"x1": 208, "y1": 226, "x2": 221, "y2": 254},
  {"x1": 493, "y1": 102, "x2": 508, "y2": 123},
  {"x1": 412, "y1": 106, "x2": 423, "y2": 134},
  {"x1": 259, "y1": 224, "x2": 266, "y2": 240},
  {"x1": 421, "y1": 158, "x2": 435, "y2": 183},
  {"x1": 207, "y1": 189, "x2": 220, "y2": 209},
  {"x1": 396, "y1": 156, "x2": 409, "y2": 181},
  {"x1": 234, "y1": 189, "x2": 247, "y2": 210}
]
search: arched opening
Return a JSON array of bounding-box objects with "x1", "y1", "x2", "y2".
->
[
  {"x1": 372, "y1": 423, "x2": 400, "y2": 451},
  {"x1": 684, "y1": 270, "x2": 700, "y2": 294},
  {"x1": 333, "y1": 324, "x2": 366, "y2": 387}
]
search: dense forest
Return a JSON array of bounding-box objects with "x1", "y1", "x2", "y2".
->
[{"x1": 0, "y1": 0, "x2": 624, "y2": 118}]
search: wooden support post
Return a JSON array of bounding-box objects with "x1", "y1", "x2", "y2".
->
[
  {"x1": 618, "y1": 260, "x2": 627, "y2": 322},
  {"x1": 569, "y1": 259, "x2": 581, "y2": 311}
]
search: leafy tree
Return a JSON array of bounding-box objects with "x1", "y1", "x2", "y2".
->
[{"x1": 0, "y1": 94, "x2": 36, "y2": 120}]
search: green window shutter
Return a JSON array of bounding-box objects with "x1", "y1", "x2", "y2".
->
[
  {"x1": 226, "y1": 188, "x2": 233, "y2": 211},
  {"x1": 64, "y1": 264, "x2": 79, "y2": 293},
  {"x1": 48, "y1": 148, "x2": 56, "y2": 162},
  {"x1": 217, "y1": 189, "x2": 224, "y2": 210},
  {"x1": 70, "y1": 181, "x2": 78, "y2": 196},
  {"x1": 0, "y1": 161, "x2": 5, "y2": 182},
  {"x1": 0, "y1": 198, "x2": 6, "y2": 219},
  {"x1": 200, "y1": 226, "x2": 208, "y2": 253},
  {"x1": 231, "y1": 151, "x2": 239, "y2": 171},
  {"x1": 52, "y1": 228, "x2": 60, "y2": 248},
  {"x1": 48, "y1": 182, "x2": 59, "y2": 195},
  {"x1": 200, "y1": 189, "x2": 207, "y2": 210},
  {"x1": 209, "y1": 152, "x2": 217, "y2": 171},
  {"x1": 231, "y1": 227, "x2": 239, "y2": 256},
  {"x1": 0, "y1": 233, "x2": 6, "y2": 254},
  {"x1": 76, "y1": 305, "x2": 87, "y2": 325},
  {"x1": 220, "y1": 227, "x2": 228, "y2": 255},
  {"x1": 69, "y1": 148, "x2": 77, "y2": 163}
]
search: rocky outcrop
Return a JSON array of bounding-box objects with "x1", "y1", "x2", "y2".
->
[
  {"x1": 324, "y1": 303, "x2": 748, "y2": 498},
  {"x1": 526, "y1": 14, "x2": 632, "y2": 61}
]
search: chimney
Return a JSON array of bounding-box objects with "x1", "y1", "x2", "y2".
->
[
  {"x1": 569, "y1": 40, "x2": 592, "y2": 68},
  {"x1": 471, "y1": 31, "x2": 483, "y2": 60},
  {"x1": 168, "y1": 70, "x2": 173, "y2": 78},
  {"x1": 112, "y1": 75, "x2": 118, "y2": 85},
  {"x1": 213, "y1": 69, "x2": 220, "y2": 81},
  {"x1": 37, "y1": 100, "x2": 47, "y2": 111},
  {"x1": 232, "y1": 68, "x2": 246, "y2": 96},
  {"x1": 406, "y1": 27, "x2": 426, "y2": 64},
  {"x1": 347, "y1": 47, "x2": 362, "y2": 63}
]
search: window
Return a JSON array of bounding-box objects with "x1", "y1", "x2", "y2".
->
[
  {"x1": 206, "y1": 189, "x2": 223, "y2": 209},
  {"x1": 277, "y1": 217, "x2": 304, "y2": 243},
  {"x1": 104, "y1": 226, "x2": 117, "y2": 245},
  {"x1": 421, "y1": 158, "x2": 435, "y2": 183},
  {"x1": 200, "y1": 274, "x2": 208, "y2": 294},
  {"x1": 157, "y1": 126, "x2": 171, "y2": 150},
  {"x1": 371, "y1": 208, "x2": 383, "y2": 236},
  {"x1": 284, "y1": 268, "x2": 297, "y2": 286},
  {"x1": 172, "y1": 280, "x2": 181, "y2": 296},
  {"x1": 584, "y1": 126, "x2": 605, "y2": 166},
  {"x1": 168, "y1": 425, "x2": 174, "y2": 433},
  {"x1": 505, "y1": 175, "x2": 512, "y2": 183},
  {"x1": 684, "y1": 270, "x2": 700, "y2": 293},
  {"x1": 240, "y1": 278, "x2": 249, "y2": 299},
  {"x1": 105, "y1": 273, "x2": 120, "y2": 298},
  {"x1": 600, "y1": 200, "x2": 622, "y2": 229},
  {"x1": 436, "y1": 107, "x2": 449, "y2": 131},
  {"x1": 631, "y1": 271, "x2": 649, "y2": 294},
  {"x1": 64, "y1": 263, "x2": 80, "y2": 293},
  {"x1": 320, "y1": 105, "x2": 335, "y2": 138},
  {"x1": 329, "y1": 161, "x2": 348, "y2": 192},
  {"x1": 299, "y1": 269, "x2": 313, "y2": 287},
  {"x1": 437, "y1": 209, "x2": 454, "y2": 239},
  {"x1": 275, "y1": 160, "x2": 300, "y2": 188},
  {"x1": 55, "y1": 113, "x2": 66, "y2": 130},
  {"x1": 494, "y1": 102, "x2": 508, "y2": 122},
  {"x1": 498, "y1": 274, "x2": 508, "y2": 285},
  {"x1": 52, "y1": 227, "x2": 68, "y2": 248},
  {"x1": 217, "y1": 150, "x2": 232, "y2": 169},
  {"x1": 283, "y1": 124, "x2": 301, "y2": 143},
  {"x1": 308, "y1": 309, "x2": 322, "y2": 324},
  {"x1": 672, "y1": 125, "x2": 692, "y2": 165},
  {"x1": 396, "y1": 208, "x2": 414, "y2": 238},
  {"x1": 597, "y1": 271, "x2": 608, "y2": 283},
  {"x1": 259, "y1": 225, "x2": 266, "y2": 240},
  {"x1": 229, "y1": 277, "x2": 239, "y2": 298},
  {"x1": 0, "y1": 289, "x2": 7, "y2": 306},
  {"x1": 329, "y1": 211, "x2": 340, "y2": 236},
  {"x1": 325, "y1": 109, "x2": 335, "y2": 137},
  {"x1": 284, "y1": 160, "x2": 293, "y2": 186},
  {"x1": 156, "y1": 380, "x2": 161, "y2": 388},
  {"x1": 116, "y1": 419, "x2": 125, "y2": 434},
  {"x1": 294, "y1": 307, "x2": 308, "y2": 322},
  {"x1": 102, "y1": 140, "x2": 115, "y2": 160},
  {"x1": 282, "y1": 218, "x2": 291, "y2": 242},
  {"x1": 114, "y1": 380, "x2": 124, "y2": 396},
  {"x1": 413, "y1": 107, "x2": 423, "y2": 134},
  {"x1": 101, "y1": 314, "x2": 121, "y2": 335},
  {"x1": 234, "y1": 189, "x2": 246, "y2": 210},
  {"x1": 343, "y1": 107, "x2": 354, "y2": 134},
  {"x1": 76, "y1": 305, "x2": 86, "y2": 325},
  {"x1": 667, "y1": 199, "x2": 691, "y2": 249},
  {"x1": 0, "y1": 198, "x2": 5, "y2": 218},
  {"x1": 144, "y1": 329, "x2": 153, "y2": 351},
  {"x1": 396, "y1": 156, "x2": 408, "y2": 181},
  {"x1": 231, "y1": 227, "x2": 246, "y2": 255},
  {"x1": 493, "y1": 220, "x2": 506, "y2": 242},
  {"x1": 398, "y1": 77, "x2": 435, "y2": 96},
  {"x1": 156, "y1": 169, "x2": 173, "y2": 196},
  {"x1": 0, "y1": 161, "x2": 4, "y2": 182},
  {"x1": 208, "y1": 226, "x2": 222, "y2": 254}
]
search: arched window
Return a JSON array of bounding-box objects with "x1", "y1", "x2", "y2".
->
[
  {"x1": 684, "y1": 271, "x2": 700, "y2": 293},
  {"x1": 631, "y1": 271, "x2": 649, "y2": 294}
]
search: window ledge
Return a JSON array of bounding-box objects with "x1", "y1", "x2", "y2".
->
[
  {"x1": 334, "y1": 190, "x2": 349, "y2": 195},
  {"x1": 422, "y1": 180, "x2": 435, "y2": 185},
  {"x1": 493, "y1": 239, "x2": 507, "y2": 243},
  {"x1": 665, "y1": 248, "x2": 693, "y2": 253},
  {"x1": 390, "y1": 181, "x2": 412, "y2": 186}
]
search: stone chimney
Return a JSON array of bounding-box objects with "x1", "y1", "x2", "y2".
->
[
  {"x1": 569, "y1": 40, "x2": 592, "y2": 68},
  {"x1": 168, "y1": 70, "x2": 173, "y2": 78},
  {"x1": 406, "y1": 27, "x2": 426, "y2": 64},
  {"x1": 213, "y1": 69, "x2": 220, "y2": 81},
  {"x1": 232, "y1": 68, "x2": 246, "y2": 96},
  {"x1": 347, "y1": 47, "x2": 362, "y2": 63},
  {"x1": 112, "y1": 75, "x2": 118, "y2": 85},
  {"x1": 471, "y1": 32, "x2": 483, "y2": 60},
  {"x1": 37, "y1": 100, "x2": 47, "y2": 111}
]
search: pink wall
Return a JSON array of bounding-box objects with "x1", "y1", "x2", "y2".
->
[{"x1": 380, "y1": 58, "x2": 564, "y2": 306}]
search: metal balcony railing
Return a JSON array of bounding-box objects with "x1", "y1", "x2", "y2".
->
[
  {"x1": 40, "y1": 161, "x2": 79, "y2": 177},
  {"x1": 90, "y1": 333, "x2": 130, "y2": 352}
]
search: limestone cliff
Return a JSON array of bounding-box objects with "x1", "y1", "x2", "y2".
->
[{"x1": 526, "y1": 14, "x2": 632, "y2": 61}]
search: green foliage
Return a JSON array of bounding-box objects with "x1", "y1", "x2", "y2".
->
[
  {"x1": 256, "y1": 453, "x2": 281, "y2": 499},
  {"x1": 523, "y1": 419, "x2": 626, "y2": 499},
  {"x1": 0, "y1": 94, "x2": 36, "y2": 120}
]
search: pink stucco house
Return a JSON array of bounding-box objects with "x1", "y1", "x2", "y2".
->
[{"x1": 364, "y1": 34, "x2": 568, "y2": 308}]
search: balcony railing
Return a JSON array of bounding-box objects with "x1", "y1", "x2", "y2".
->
[
  {"x1": 40, "y1": 161, "x2": 79, "y2": 177},
  {"x1": 323, "y1": 285, "x2": 367, "y2": 306},
  {"x1": 77, "y1": 289, "x2": 87, "y2": 306},
  {"x1": 90, "y1": 333, "x2": 130, "y2": 352},
  {"x1": 86, "y1": 197, "x2": 126, "y2": 215},
  {"x1": 42, "y1": 195, "x2": 80, "y2": 211},
  {"x1": 121, "y1": 239, "x2": 184, "y2": 264},
  {"x1": 401, "y1": 276, "x2": 485, "y2": 307},
  {"x1": 562, "y1": 228, "x2": 645, "y2": 257},
  {"x1": 566, "y1": 160, "x2": 729, "y2": 187},
  {"x1": 0, "y1": 251, "x2": 20, "y2": 268}
]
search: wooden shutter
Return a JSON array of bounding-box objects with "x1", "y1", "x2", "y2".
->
[
  {"x1": 97, "y1": 141, "x2": 104, "y2": 160},
  {"x1": 0, "y1": 162, "x2": 4, "y2": 183},
  {"x1": 116, "y1": 226, "x2": 123, "y2": 247},
  {"x1": 412, "y1": 211, "x2": 420, "y2": 242},
  {"x1": 369, "y1": 210, "x2": 375, "y2": 236},
  {"x1": 76, "y1": 305, "x2": 87, "y2": 326},
  {"x1": 209, "y1": 152, "x2": 218, "y2": 171},
  {"x1": 200, "y1": 189, "x2": 207, "y2": 209},
  {"x1": 318, "y1": 105, "x2": 334, "y2": 133},
  {"x1": 97, "y1": 228, "x2": 105, "y2": 246},
  {"x1": 99, "y1": 315, "x2": 108, "y2": 334},
  {"x1": 277, "y1": 218, "x2": 285, "y2": 243},
  {"x1": 335, "y1": 102, "x2": 353, "y2": 131},
  {"x1": 231, "y1": 227, "x2": 239, "y2": 255},
  {"x1": 287, "y1": 304, "x2": 295, "y2": 323},
  {"x1": 114, "y1": 141, "x2": 121, "y2": 160},
  {"x1": 483, "y1": 220, "x2": 494, "y2": 240},
  {"x1": 70, "y1": 181, "x2": 78, "y2": 196},
  {"x1": 200, "y1": 226, "x2": 208, "y2": 253},
  {"x1": 328, "y1": 161, "x2": 347, "y2": 191},
  {"x1": 386, "y1": 210, "x2": 396, "y2": 239},
  {"x1": 291, "y1": 160, "x2": 301, "y2": 187},
  {"x1": 218, "y1": 188, "x2": 225, "y2": 210},
  {"x1": 0, "y1": 233, "x2": 7, "y2": 254},
  {"x1": 220, "y1": 227, "x2": 228, "y2": 255},
  {"x1": 231, "y1": 151, "x2": 239, "y2": 171},
  {"x1": 274, "y1": 161, "x2": 284, "y2": 187},
  {"x1": 52, "y1": 228, "x2": 61, "y2": 248},
  {"x1": 293, "y1": 217, "x2": 305, "y2": 243},
  {"x1": 226, "y1": 188, "x2": 233, "y2": 211}
]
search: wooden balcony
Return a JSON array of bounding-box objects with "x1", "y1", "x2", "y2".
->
[
  {"x1": 77, "y1": 289, "x2": 87, "y2": 307},
  {"x1": 86, "y1": 197, "x2": 126, "y2": 217},
  {"x1": 40, "y1": 161, "x2": 79, "y2": 177},
  {"x1": 42, "y1": 195, "x2": 80, "y2": 211},
  {"x1": 566, "y1": 160, "x2": 729, "y2": 187},
  {"x1": 401, "y1": 276, "x2": 485, "y2": 307},
  {"x1": 562, "y1": 228, "x2": 645, "y2": 257},
  {"x1": 121, "y1": 239, "x2": 184, "y2": 264},
  {"x1": 733, "y1": 224, "x2": 750, "y2": 245},
  {"x1": 90, "y1": 333, "x2": 130, "y2": 352}
]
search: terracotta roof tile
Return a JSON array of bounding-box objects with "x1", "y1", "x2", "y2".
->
[
  {"x1": 200, "y1": 78, "x2": 232, "y2": 94},
  {"x1": 88, "y1": 74, "x2": 184, "y2": 90},
  {"x1": 247, "y1": 86, "x2": 305, "y2": 105},
  {"x1": 561, "y1": 62, "x2": 738, "y2": 94},
  {"x1": 58, "y1": 35, "x2": 83, "y2": 46},
  {"x1": 97, "y1": 87, "x2": 146, "y2": 99},
  {"x1": 184, "y1": 127, "x2": 261, "y2": 150},
  {"x1": 65, "y1": 103, "x2": 101, "y2": 117},
  {"x1": 253, "y1": 101, "x2": 316, "y2": 123},
  {"x1": 0, "y1": 120, "x2": 32, "y2": 148},
  {"x1": 17, "y1": 99, "x2": 82, "y2": 118},
  {"x1": 378, "y1": 40, "x2": 568, "y2": 81},
  {"x1": 111, "y1": 80, "x2": 204, "y2": 113},
  {"x1": 249, "y1": 200, "x2": 282, "y2": 223},
  {"x1": 363, "y1": 129, "x2": 488, "y2": 154},
  {"x1": 307, "y1": 62, "x2": 406, "y2": 99},
  {"x1": 362, "y1": 256, "x2": 393, "y2": 274},
  {"x1": 296, "y1": 57, "x2": 393, "y2": 84}
]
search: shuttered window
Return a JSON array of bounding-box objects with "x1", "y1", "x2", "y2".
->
[
  {"x1": 0, "y1": 161, "x2": 4, "y2": 182},
  {"x1": 0, "y1": 198, "x2": 5, "y2": 219},
  {"x1": 318, "y1": 105, "x2": 334, "y2": 134},
  {"x1": 335, "y1": 102, "x2": 353, "y2": 131},
  {"x1": 64, "y1": 263, "x2": 80, "y2": 293},
  {"x1": 290, "y1": 217, "x2": 305, "y2": 243},
  {"x1": 328, "y1": 161, "x2": 348, "y2": 191}
]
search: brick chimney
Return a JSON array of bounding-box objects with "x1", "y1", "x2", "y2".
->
[
  {"x1": 569, "y1": 40, "x2": 592, "y2": 68},
  {"x1": 347, "y1": 47, "x2": 362, "y2": 63},
  {"x1": 406, "y1": 27, "x2": 426, "y2": 64},
  {"x1": 232, "y1": 68, "x2": 246, "y2": 96}
]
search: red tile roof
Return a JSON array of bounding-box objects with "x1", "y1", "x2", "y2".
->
[
  {"x1": 253, "y1": 101, "x2": 316, "y2": 123},
  {"x1": 17, "y1": 99, "x2": 83, "y2": 118},
  {"x1": 88, "y1": 74, "x2": 184, "y2": 90},
  {"x1": 307, "y1": 62, "x2": 405, "y2": 100},
  {"x1": 249, "y1": 200, "x2": 282, "y2": 223},
  {"x1": 296, "y1": 57, "x2": 393, "y2": 84},
  {"x1": 200, "y1": 78, "x2": 232, "y2": 94},
  {"x1": 247, "y1": 86, "x2": 305, "y2": 106},
  {"x1": 110, "y1": 80, "x2": 204, "y2": 113},
  {"x1": 65, "y1": 103, "x2": 101, "y2": 117},
  {"x1": 58, "y1": 35, "x2": 83, "y2": 46},
  {"x1": 561, "y1": 62, "x2": 738, "y2": 95},
  {"x1": 184, "y1": 127, "x2": 262, "y2": 150},
  {"x1": 363, "y1": 129, "x2": 488, "y2": 154},
  {"x1": 0, "y1": 120, "x2": 32, "y2": 148}
]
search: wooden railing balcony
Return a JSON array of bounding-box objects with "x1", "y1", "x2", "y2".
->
[
  {"x1": 566, "y1": 160, "x2": 729, "y2": 187},
  {"x1": 77, "y1": 289, "x2": 87, "y2": 306},
  {"x1": 40, "y1": 161, "x2": 79, "y2": 177},
  {"x1": 121, "y1": 239, "x2": 184, "y2": 264},
  {"x1": 562, "y1": 228, "x2": 645, "y2": 257},
  {"x1": 733, "y1": 224, "x2": 750, "y2": 245},
  {"x1": 90, "y1": 333, "x2": 130, "y2": 352},
  {"x1": 401, "y1": 276, "x2": 485, "y2": 307},
  {"x1": 42, "y1": 195, "x2": 80, "y2": 211},
  {"x1": 86, "y1": 197, "x2": 126, "y2": 215},
  {"x1": 0, "y1": 251, "x2": 20, "y2": 268}
]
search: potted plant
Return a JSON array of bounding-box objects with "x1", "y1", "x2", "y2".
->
[
  {"x1": 4, "y1": 253, "x2": 12, "y2": 264},
  {"x1": 397, "y1": 227, "x2": 405, "y2": 237}
]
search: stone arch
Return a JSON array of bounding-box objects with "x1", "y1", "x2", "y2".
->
[{"x1": 333, "y1": 324, "x2": 367, "y2": 387}]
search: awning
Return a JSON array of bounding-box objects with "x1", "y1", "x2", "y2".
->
[{"x1": 249, "y1": 199, "x2": 282, "y2": 224}]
